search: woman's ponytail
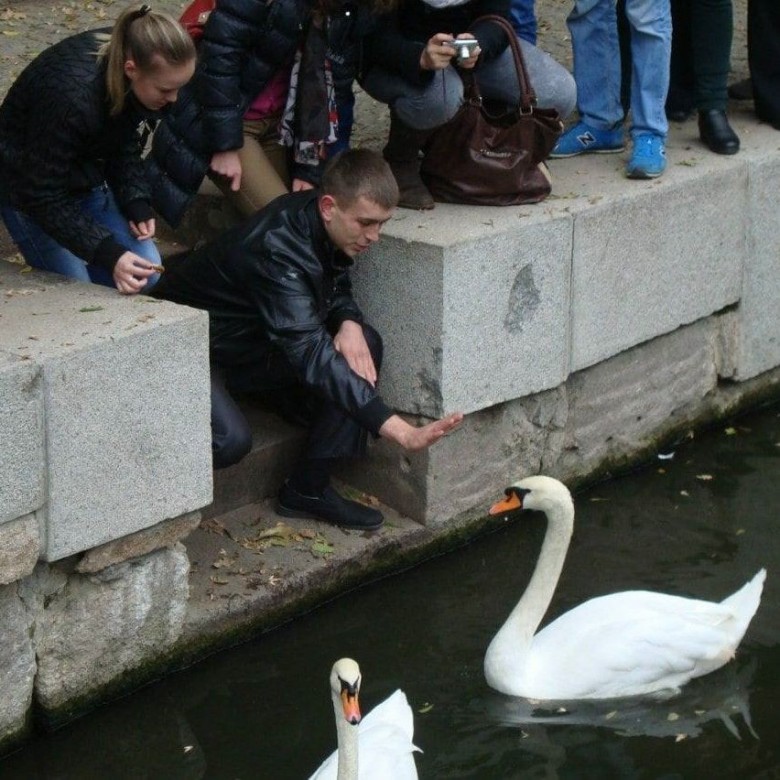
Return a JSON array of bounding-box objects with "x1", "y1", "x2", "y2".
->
[{"x1": 101, "y1": 3, "x2": 196, "y2": 115}]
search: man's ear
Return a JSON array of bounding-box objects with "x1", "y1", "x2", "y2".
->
[{"x1": 318, "y1": 193, "x2": 336, "y2": 224}]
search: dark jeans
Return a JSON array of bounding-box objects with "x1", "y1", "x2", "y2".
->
[
  {"x1": 749, "y1": 0, "x2": 780, "y2": 127},
  {"x1": 669, "y1": 0, "x2": 733, "y2": 111},
  {"x1": 210, "y1": 323, "x2": 384, "y2": 470}
]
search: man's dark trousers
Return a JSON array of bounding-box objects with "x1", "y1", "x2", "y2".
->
[{"x1": 210, "y1": 324, "x2": 384, "y2": 470}]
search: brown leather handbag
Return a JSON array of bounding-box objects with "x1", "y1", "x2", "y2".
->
[{"x1": 420, "y1": 15, "x2": 563, "y2": 206}]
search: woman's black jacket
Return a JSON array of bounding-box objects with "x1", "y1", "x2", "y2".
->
[
  {"x1": 0, "y1": 30, "x2": 155, "y2": 270},
  {"x1": 146, "y1": 0, "x2": 375, "y2": 228},
  {"x1": 363, "y1": 0, "x2": 511, "y2": 87},
  {"x1": 152, "y1": 190, "x2": 393, "y2": 434}
]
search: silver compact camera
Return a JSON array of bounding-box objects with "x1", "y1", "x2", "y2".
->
[{"x1": 446, "y1": 38, "x2": 479, "y2": 61}]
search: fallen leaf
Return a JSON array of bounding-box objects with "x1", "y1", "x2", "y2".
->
[
  {"x1": 201, "y1": 518, "x2": 232, "y2": 538},
  {"x1": 667, "y1": 712, "x2": 680, "y2": 721},
  {"x1": 696, "y1": 474, "x2": 713, "y2": 481},
  {"x1": 675, "y1": 734, "x2": 687, "y2": 742},
  {"x1": 604, "y1": 710, "x2": 618, "y2": 720},
  {"x1": 312, "y1": 538, "x2": 335, "y2": 556},
  {"x1": 724, "y1": 427, "x2": 737, "y2": 435},
  {"x1": 418, "y1": 703, "x2": 434, "y2": 714},
  {"x1": 209, "y1": 575, "x2": 229, "y2": 585},
  {"x1": 78, "y1": 305, "x2": 104, "y2": 313},
  {"x1": 256, "y1": 522, "x2": 297, "y2": 541}
]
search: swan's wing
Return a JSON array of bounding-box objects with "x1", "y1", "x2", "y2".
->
[
  {"x1": 357, "y1": 690, "x2": 420, "y2": 779},
  {"x1": 529, "y1": 591, "x2": 748, "y2": 699},
  {"x1": 360, "y1": 690, "x2": 416, "y2": 739},
  {"x1": 308, "y1": 691, "x2": 420, "y2": 780},
  {"x1": 308, "y1": 748, "x2": 338, "y2": 780}
]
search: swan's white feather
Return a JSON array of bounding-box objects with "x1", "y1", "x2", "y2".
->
[
  {"x1": 485, "y1": 476, "x2": 765, "y2": 701},
  {"x1": 310, "y1": 689, "x2": 420, "y2": 780}
]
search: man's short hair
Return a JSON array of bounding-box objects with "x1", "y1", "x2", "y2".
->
[{"x1": 321, "y1": 149, "x2": 399, "y2": 210}]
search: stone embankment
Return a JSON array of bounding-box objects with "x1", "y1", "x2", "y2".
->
[{"x1": 2, "y1": 0, "x2": 777, "y2": 756}]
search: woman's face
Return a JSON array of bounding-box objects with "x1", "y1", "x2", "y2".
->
[{"x1": 124, "y1": 54, "x2": 195, "y2": 111}]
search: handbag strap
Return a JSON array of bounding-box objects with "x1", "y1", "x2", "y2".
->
[{"x1": 470, "y1": 14, "x2": 537, "y2": 112}]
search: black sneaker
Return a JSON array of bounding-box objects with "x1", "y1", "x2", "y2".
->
[{"x1": 276, "y1": 482, "x2": 384, "y2": 530}]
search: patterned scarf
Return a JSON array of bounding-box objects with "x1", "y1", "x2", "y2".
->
[{"x1": 279, "y1": 18, "x2": 338, "y2": 166}]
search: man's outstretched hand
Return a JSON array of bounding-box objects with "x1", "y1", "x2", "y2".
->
[{"x1": 379, "y1": 412, "x2": 463, "y2": 452}]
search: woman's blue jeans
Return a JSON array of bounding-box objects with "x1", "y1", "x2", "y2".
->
[
  {"x1": 1, "y1": 185, "x2": 161, "y2": 290},
  {"x1": 567, "y1": 0, "x2": 671, "y2": 138},
  {"x1": 363, "y1": 37, "x2": 577, "y2": 131}
]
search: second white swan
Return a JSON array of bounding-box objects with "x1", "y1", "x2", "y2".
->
[
  {"x1": 485, "y1": 475, "x2": 765, "y2": 700},
  {"x1": 309, "y1": 658, "x2": 420, "y2": 780}
]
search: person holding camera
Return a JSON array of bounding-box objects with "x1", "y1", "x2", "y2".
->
[{"x1": 361, "y1": 0, "x2": 576, "y2": 210}]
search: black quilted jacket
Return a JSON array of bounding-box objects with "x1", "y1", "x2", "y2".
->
[
  {"x1": 0, "y1": 30, "x2": 156, "y2": 271},
  {"x1": 152, "y1": 190, "x2": 393, "y2": 434},
  {"x1": 364, "y1": 0, "x2": 512, "y2": 86},
  {"x1": 146, "y1": 0, "x2": 375, "y2": 228}
]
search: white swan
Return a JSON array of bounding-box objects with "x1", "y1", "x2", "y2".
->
[
  {"x1": 309, "y1": 658, "x2": 420, "y2": 780},
  {"x1": 484, "y1": 475, "x2": 766, "y2": 700}
]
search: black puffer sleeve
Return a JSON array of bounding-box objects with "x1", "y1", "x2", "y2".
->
[
  {"x1": 9, "y1": 78, "x2": 125, "y2": 270},
  {"x1": 196, "y1": 0, "x2": 296, "y2": 152}
]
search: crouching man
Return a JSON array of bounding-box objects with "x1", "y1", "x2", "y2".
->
[{"x1": 153, "y1": 149, "x2": 463, "y2": 530}]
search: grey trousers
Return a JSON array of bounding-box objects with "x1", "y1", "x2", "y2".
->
[{"x1": 362, "y1": 38, "x2": 577, "y2": 130}]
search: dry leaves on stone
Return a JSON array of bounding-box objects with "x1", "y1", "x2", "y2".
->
[{"x1": 237, "y1": 520, "x2": 335, "y2": 557}]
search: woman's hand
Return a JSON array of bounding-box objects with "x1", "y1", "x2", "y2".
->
[
  {"x1": 113, "y1": 251, "x2": 159, "y2": 295},
  {"x1": 210, "y1": 150, "x2": 242, "y2": 191},
  {"x1": 292, "y1": 178, "x2": 315, "y2": 192},
  {"x1": 129, "y1": 218, "x2": 156, "y2": 240},
  {"x1": 333, "y1": 320, "x2": 377, "y2": 386},
  {"x1": 420, "y1": 32, "x2": 458, "y2": 71},
  {"x1": 454, "y1": 32, "x2": 481, "y2": 70}
]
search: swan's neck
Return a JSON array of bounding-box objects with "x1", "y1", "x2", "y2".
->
[
  {"x1": 333, "y1": 693, "x2": 358, "y2": 780},
  {"x1": 486, "y1": 500, "x2": 573, "y2": 684}
]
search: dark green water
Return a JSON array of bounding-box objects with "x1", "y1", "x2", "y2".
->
[{"x1": 3, "y1": 405, "x2": 780, "y2": 779}]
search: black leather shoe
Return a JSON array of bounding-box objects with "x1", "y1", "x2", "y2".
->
[
  {"x1": 276, "y1": 482, "x2": 384, "y2": 530},
  {"x1": 698, "y1": 110, "x2": 740, "y2": 155}
]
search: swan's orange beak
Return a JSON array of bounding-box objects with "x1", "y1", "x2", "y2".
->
[
  {"x1": 341, "y1": 689, "x2": 361, "y2": 725},
  {"x1": 489, "y1": 490, "x2": 523, "y2": 515}
]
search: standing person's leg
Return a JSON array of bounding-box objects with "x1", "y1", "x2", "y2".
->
[
  {"x1": 478, "y1": 37, "x2": 577, "y2": 119},
  {"x1": 624, "y1": 0, "x2": 671, "y2": 178},
  {"x1": 510, "y1": 0, "x2": 538, "y2": 44},
  {"x1": 362, "y1": 66, "x2": 464, "y2": 209},
  {"x1": 551, "y1": 0, "x2": 625, "y2": 157},
  {"x1": 214, "y1": 117, "x2": 290, "y2": 217},
  {"x1": 748, "y1": 0, "x2": 780, "y2": 128},
  {"x1": 692, "y1": 0, "x2": 739, "y2": 153},
  {"x1": 666, "y1": 0, "x2": 695, "y2": 120}
]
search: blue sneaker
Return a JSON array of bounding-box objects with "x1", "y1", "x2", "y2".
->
[
  {"x1": 625, "y1": 133, "x2": 666, "y2": 179},
  {"x1": 550, "y1": 121, "x2": 625, "y2": 158}
]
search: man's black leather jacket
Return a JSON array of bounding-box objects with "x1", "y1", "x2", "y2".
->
[{"x1": 153, "y1": 190, "x2": 393, "y2": 435}]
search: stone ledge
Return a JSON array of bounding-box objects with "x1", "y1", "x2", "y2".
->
[{"x1": 0, "y1": 261, "x2": 214, "y2": 561}]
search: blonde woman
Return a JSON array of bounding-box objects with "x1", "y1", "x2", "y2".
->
[{"x1": 0, "y1": 4, "x2": 195, "y2": 293}]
